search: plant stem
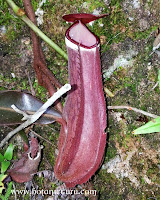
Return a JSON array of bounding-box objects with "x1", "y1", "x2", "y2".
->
[
  {"x1": 21, "y1": 15, "x2": 68, "y2": 60},
  {"x1": 5, "y1": 0, "x2": 19, "y2": 14},
  {"x1": 108, "y1": 106, "x2": 159, "y2": 118},
  {"x1": 6, "y1": 0, "x2": 68, "y2": 61}
]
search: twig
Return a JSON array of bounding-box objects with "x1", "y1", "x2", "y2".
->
[
  {"x1": 25, "y1": 69, "x2": 36, "y2": 96},
  {"x1": 102, "y1": 32, "x2": 123, "y2": 52},
  {"x1": 151, "y1": 81, "x2": 159, "y2": 90},
  {"x1": 104, "y1": 87, "x2": 114, "y2": 97},
  {"x1": 30, "y1": 130, "x2": 54, "y2": 147},
  {"x1": 0, "y1": 84, "x2": 71, "y2": 148},
  {"x1": 11, "y1": 105, "x2": 29, "y2": 120},
  {"x1": 12, "y1": 182, "x2": 17, "y2": 200},
  {"x1": 108, "y1": 106, "x2": 159, "y2": 118}
]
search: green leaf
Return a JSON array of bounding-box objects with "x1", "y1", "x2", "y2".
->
[
  {"x1": 4, "y1": 182, "x2": 12, "y2": 199},
  {"x1": 0, "y1": 174, "x2": 7, "y2": 195},
  {"x1": 133, "y1": 116, "x2": 160, "y2": 134},
  {"x1": 0, "y1": 154, "x2": 4, "y2": 162},
  {"x1": 0, "y1": 91, "x2": 62, "y2": 126},
  {"x1": 1, "y1": 161, "x2": 10, "y2": 173},
  {"x1": 0, "y1": 182, "x2": 5, "y2": 195},
  {"x1": 4, "y1": 144, "x2": 13, "y2": 161},
  {"x1": 0, "y1": 174, "x2": 7, "y2": 183}
]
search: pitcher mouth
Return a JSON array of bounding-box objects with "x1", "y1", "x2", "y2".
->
[
  {"x1": 65, "y1": 21, "x2": 99, "y2": 49},
  {"x1": 63, "y1": 13, "x2": 108, "y2": 24}
]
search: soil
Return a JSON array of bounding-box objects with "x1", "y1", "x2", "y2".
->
[{"x1": 0, "y1": 0, "x2": 160, "y2": 199}]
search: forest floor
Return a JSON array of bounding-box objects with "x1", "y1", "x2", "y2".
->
[{"x1": 0, "y1": 0, "x2": 160, "y2": 199}]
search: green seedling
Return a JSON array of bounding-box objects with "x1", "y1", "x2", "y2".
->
[
  {"x1": 0, "y1": 144, "x2": 13, "y2": 174},
  {"x1": 133, "y1": 116, "x2": 160, "y2": 135},
  {"x1": 133, "y1": 70, "x2": 160, "y2": 135},
  {"x1": 0, "y1": 144, "x2": 13, "y2": 199}
]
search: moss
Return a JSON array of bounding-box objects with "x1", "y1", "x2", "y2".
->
[
  {"x1": 104, "y1": 138, "x2": 117, "y2": 162},
  {"x1": 1, "y1": 0, "x2": 160, "y2": 199},
  {"x1": 133, "y1": 25, "x2": 158, "y2": 40},
  {"x1": 94, "y1": 170, "x2": 142, "y2": 200},
  {"x1": 0, "y1": 0, "x2": 24, "y2": 42}
]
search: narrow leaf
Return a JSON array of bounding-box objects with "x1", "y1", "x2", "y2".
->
[
  {"x1": 0, "y1": 91, "x2": 62, "y2": 125},
  {"x1": 1, "y1": 161, "x2": 10, "y2": 173},
  {"x1": 0, "y1": 194, "x2": 5, "y2": 200},
  {"x1": 0, "y1": 154, "x2": 4, "y2": 162},
  {"x1": 133, "y1": 116, "x2": 160, "y2": 134},
  {"x1": 4, "y1": 181, "x2": 12, "y2": 199},
  {"x1": 4, "y1": 144, "x2": 13, "y2": 161}
]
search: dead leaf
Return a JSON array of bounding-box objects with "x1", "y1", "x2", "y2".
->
[{"x1": 7, "y1": 137, "x2": 41, "y2": 183}]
